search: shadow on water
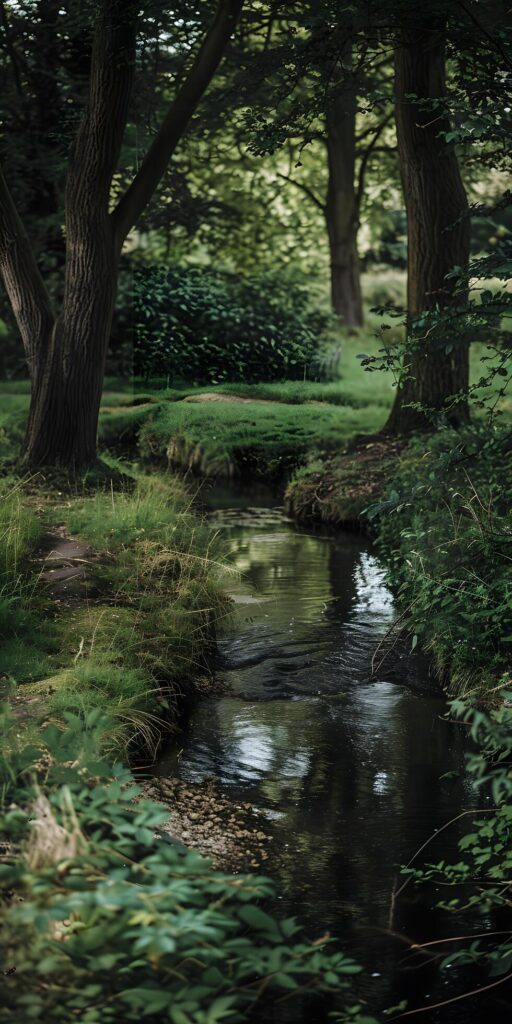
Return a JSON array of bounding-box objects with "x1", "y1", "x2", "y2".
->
[{"x1": 157, "y1": 483, "x2": 502, "y2": 1023}]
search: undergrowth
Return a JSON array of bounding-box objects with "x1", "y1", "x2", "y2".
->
[
  {"x1": 0, "y1": 709, "x2": 370, "y2": 1023},
  {"x1": 372, "y1": 425, "x2": 512, "y2": 696},
  {"x1": 399, "y1": 691, "x2": 512, "y2": 1012}
]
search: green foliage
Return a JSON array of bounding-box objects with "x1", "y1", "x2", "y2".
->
[
  {"x1": 373, "y1": 426, "x2": 512, "y2": 694},
  {"x1": 0, "y1": 711, "x2": 363, "y2": 1023},
  {"x1": 401, "y1": 693, "x2": 512, "y2": 997},
  {"x1": 359, "y1": 247, "x2": 512, "y2": 427},
  {"x1": 0, "y1": 393, "x2": 30, "y2": 467},
  {"x1": 134, "y1": 266, "x2": 331, "y2": 385}
]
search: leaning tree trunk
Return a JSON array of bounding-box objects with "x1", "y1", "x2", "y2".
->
[
  {"x1": 325, "y1": 85, "x2": 363, "y2": 330},
  {"x1": 385, "y1": 23, "x2": 470, "y2": 435}
]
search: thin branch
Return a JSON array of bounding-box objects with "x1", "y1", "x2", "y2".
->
[
  {"x1": 356, "y1": 112, "x2": 394, "y2": 208},
  {"x1": 405, "y1": 929, "x2": 512, "y2": 956},
  {"x1": 276, "y1": 171, "x2": 326, "y2": 212},
  {"x1": 388, "y1": 808, "x2": 494, "y2": 929},
  {"x1": 112, "y1": 0, "x2": 244, "y2": 242},
  {"x1": 456, "y1": 0, "x2": 512, "y2": 71},
  {"x1": 395, "y1": 971, "x2": 512, "y2": 1018}
]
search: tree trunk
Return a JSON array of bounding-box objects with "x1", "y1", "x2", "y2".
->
[
  {"x1": 325, "y1": 85, "x2": 363, "y2": 330},
  {"x1": 385, "y1": 23, "x2": 470, "y2": 435},
  {"x1": 24, "y1": 228, "x2": 119, "y2": 468}
]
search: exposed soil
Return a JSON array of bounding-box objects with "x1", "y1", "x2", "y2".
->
[
  {"x1": 285, "y1": 436, "x2": 406, "y2": 528},
  {"x1": 182, "y1": 392, "x2": 273, "y2": 405},
  {"x1": 33, "y1": 527, "x2": 105, "y2": 601}
]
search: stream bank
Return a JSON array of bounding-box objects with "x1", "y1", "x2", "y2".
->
[{"x1": 284, "y1": 437, "x2": 404, "y2": 528}]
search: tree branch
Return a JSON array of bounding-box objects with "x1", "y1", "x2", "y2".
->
[
  {"x1": 0, "y1": 164, "x2": 54, "y2": 369},
  {"x1": 276, "y1": 171, "x2": 326, "y2": 213},
  {"x1": 66, "y1": 0, "x2": 138, "y2": 235},
  {"x1": 356, "y1": 113, "x2": 394, "y2": 207},
  {"x1": 112, "y1": 0, "x2": 244, "y2": 242}
]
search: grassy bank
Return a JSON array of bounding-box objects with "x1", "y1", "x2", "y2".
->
[
  {"x1": 2, "y1": 336, "x2": 510, "y2": 485},
  {"x1": 139, "y1": 394, "x2": 390, "y2": 480},
  {"x1": 0, "y1": 472, "x2": 230, "y2": 758}
]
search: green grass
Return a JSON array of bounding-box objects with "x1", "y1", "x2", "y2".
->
[
  {"x1": 0, "y1": 473, "x2": 230, "y2": 757},
  {"x1": 139, "y1": 397, "x2": 390, "y2": 479},
  {"x1": 170, "y1": 375, "x2": 394, "y2": 407},
  {"x1": 0, "y1": 478, "x2": 42, "y2": 583}
]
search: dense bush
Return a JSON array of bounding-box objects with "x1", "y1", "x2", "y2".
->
[
  {"x1": 0, "y1": 711, "x2": 366, "y2": 1023},
  {"x1": 134, "y1": 267, "x2": 330, "y2": 384},
  {"x1": 372, "y1": 425, "x2": 512, "y2": 694}
]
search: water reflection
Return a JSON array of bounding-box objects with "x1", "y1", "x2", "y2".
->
[{"x1": 159, "y1": 500, "x2": 491, "y2": 1022}]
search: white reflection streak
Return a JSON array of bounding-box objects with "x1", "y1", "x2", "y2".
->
[{"x1": 353, "y1": 553, "x2": 394, "y2": 617}]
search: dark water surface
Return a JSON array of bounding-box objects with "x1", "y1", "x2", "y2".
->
[{"x1": 158, "y1": 486, "x2": 502, "y2": 1022}]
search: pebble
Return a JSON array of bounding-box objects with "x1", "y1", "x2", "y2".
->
[{"x1": 142, "y1": 776, "x2": 273, "y2": 871}]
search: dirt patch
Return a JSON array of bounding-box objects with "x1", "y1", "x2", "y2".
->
[
  {"x1": 33, "y1": 527, "x2": 106, "y2": 601},
  {"x1": 182, "y1": 392, "x2": 273, "y2": 405},
  {"x1": 100, "y1": 402, "x2": 156, "y2": 414},
  {"x1": 143, "y1": 776, "x2": 273, "y2": 872}
]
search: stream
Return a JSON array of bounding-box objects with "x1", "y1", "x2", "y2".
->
[{"x1": 157, "y1": 486, "x2": 497, "y2": 1023}]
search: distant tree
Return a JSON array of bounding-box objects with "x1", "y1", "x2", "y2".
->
[{"x1": 238, "y1": 8, "x2": 395, "y2": 330}]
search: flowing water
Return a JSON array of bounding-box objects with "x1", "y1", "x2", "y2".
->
[{"x1": 158, "y1": 486, "x2": 499, "y2": 1023}]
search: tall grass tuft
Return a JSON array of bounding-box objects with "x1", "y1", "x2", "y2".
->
[{"x1": 0, "y1": 479, "x2": 42, "y2": 637}]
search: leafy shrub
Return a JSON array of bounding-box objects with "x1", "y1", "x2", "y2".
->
[
  {"x1": 0, "y1": 710, "x2": 366, "y2": 1023},
  {"x1": 361, "y1": 269, "x2": 406, "y2": 310},
  {"x1": 401, "y1": 692, "x2": 512, "y2": 1003},
  {"x1": 134, "y1": 267, "x2": 330, "y2": 384},
  {"x1": 372, "y1": 426, "x2": 512, "y2": 694}
]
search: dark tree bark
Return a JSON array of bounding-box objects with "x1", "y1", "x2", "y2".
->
[
  {"x1": 385, "y1": 23, "x2": 470, "y2": 435},
  {"x1": 0, "y1": 0, "x2": 244, "y2": 469},
  {"x1": 325, "y1": 84, "x2": 363, "y2": 329}
]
